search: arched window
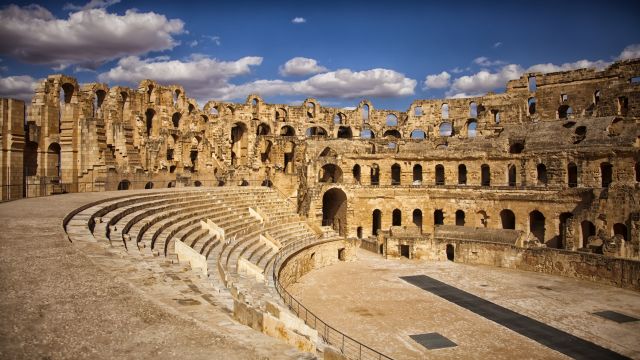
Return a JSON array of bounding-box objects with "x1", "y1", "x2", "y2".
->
[
  {"x1": 412, "y1": 164, "x2": 422, "y2": 184},
  {"x1": 435, "y1": 164, "x2": 445, "y2": 185},
  {"x1": 455, "y1": 210, "x2": 465, "y2": 226},
  {"x1": 439, "y1": 122, "x2": 452, "y2": 137},
  {"x1": 144, "y1": 181, "x2": 154, "y2": 189},
  {"x1": 568, "y1": 162, "x2": 578, "y2": 187},
  {"x1": 581, "y1": 220, "x2": 595, "y2": 248},
  {"x1": 383, "y1": 129, "x2": 401, "y2": 139},
  {"x1": 529, "y1": 210, "x2": 545, "y2": 242},
  {"x1": 509, "y1": 142, "x2": 524, "y2": 154},
  {"x1": 481, "y1": 164, "x2": 491, "y2": 186},
  {"x1": 537, "y1": 164, "x2": 548, "y2": 186},
  {"x1": 172, "y1": 112, "x2": 181, "y2": 128},
  {"x1": 257, "y1": 123, "x2": 270, "y2": 136},
  {"x1": 362, "y1": 104, "x2": 369, "y2": 122},
  {"x1": 500, "y1": 209, "x2": 515, "y2": 229},
  {"x1": 467, "y1": 120, "x2": 477, "y2": 138},
  {"x1": 434, "y1": 210, "x2": 444, "y2": 225},
  {"x1": 352, "y1": 164, "x2": 361, "y2": 184},
  {"x1": 441, "y1": 103, "x2": 449, "y2": 119},
  {"x1": 601, "y1": 162, "x2": 613, "y2": 188},
  {"x1": 410, "y1": 129, "x2": 426, "y2": 140},
  {"x1": 360, "y1": 129, "x2": 374, "y2": 139},
  {"x1": 528, "y1": 76, "x2": 536, "y2": 92},
  {"x1": 528, "y1": 97, "x2": 536, "y2": 115},
  {"x1": 337, "y1": 126, "x2": 352, "y2": 139},
  {"x1": 386, "y1": 114, "x2": 398, "y2": 126},
  {"x1": 414, "y1": 106, "x2": 423, "y2": 116},
  {"x1": 635, "y1": 162, "x2": 640, "y2": 182},
  {"x1": 458, "y1": 164, "x2": 467, "y2": 185},
  {"x1": 391, "y1": 163, "x2": 401, "y2": 185},
  {"x1": 370, "y1": 163, "x2": 380, "y2": 185},
  {"x1": 593, "y1": 90, "x2": 600, "y2": 105},
  {"x1": 493, "y1": 110, "x2": 500, "y2": 124},
  {"x1": 145, "y1": 109, "x2": 155, "y2": 136},
  {"x1": 469, "y1": 102, "x2": 478, "y2": 118},
  {"x1": 372, "y1": 209, "x2": 382, "y2": 235},
  {"x1": 392, "y1": 209, "x2": 402, "y2": 226},
  {"x1": 281, "y1": 125, "x2": 296, "y2": 136},
  {"x1": 117, "y1": 180, "x2": 130, "y2": 190},
  {"x1": 613, "y1": 223, "x2": 628, "y2": 241},
  {"x1": 508, "y1": 164, "x2": 517, "y2": 186},
  {"x1": 412, "y1": 209, "x2": 422, "y2": 230}
]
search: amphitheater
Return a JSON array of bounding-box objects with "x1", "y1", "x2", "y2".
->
[{"x1": 1, "y1": 59, "x2": 640, "y2": 359}]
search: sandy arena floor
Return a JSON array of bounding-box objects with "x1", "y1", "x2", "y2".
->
[{"x1": 288, "y1": 249, "x2": 640, "y2": 360}]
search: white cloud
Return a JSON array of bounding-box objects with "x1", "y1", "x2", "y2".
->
[
  {"x1": 98, "y1": 55, "x2": 415, "y2": 103},
  {"x1": 0, "y1": 75, "x2": 40, "y2": 101},
  {"x1": 423, "y1": 71, "x2": 451, "y2": 89},
  {"x1": 292, "y1": 17, "x2": 306, "y2": 24},
  {"x1": 526, "y1": 59, "x2": 610, "y2": 73},
  {"x1": 493, "y1": 42, "x2": 502, "y2": 48},
  {"x1": 617, "y1": 44, "x2": 640, "y2": 60},
  {"x1": 0, "y1": 4, "x2": 184, "y2": 69},
  {"x1": 279, "y1": 57, "x2": 328, "y2": 76},
  {"x1": 473, "y1": 56, "x2": 506, "y2": 67},
  {"x1": 189, "y1": 40, "x2": 198, "y2": 47},
  {"x1": 448, "y1": 64, "x2": 522, "y2": 96},
  {"x1": 98, "y1": 55, "x2": 263, "y2": 102},
  {"x1": 63, "y1": 0, "x2": 120, "y2": 11}
]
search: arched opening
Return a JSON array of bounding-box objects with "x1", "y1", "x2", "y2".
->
[
  {"x1": 370, "y1": 164, "x2": 380, "y2": 185},
  {"x1": 257, "y1": 123, "x2": 270, "y2": 136},
  {"x1": 410, "y1": 129, "x2": 426, "y2": 140},
  {"x1": 439, "y1": 122, "x2": 452, "y2": 137},
  {"x1": 362, "y1": 104, "x2": 369, "y2": 122},
  {"x1": 469, "y1": 102, "x2": 478, "y2": 118},
  {"x1": 322, "y1": 188, "x2": 348, "y2": 236},
  {"x1": 172, "y1": 112, "x2": 181, "y2": 128},
  {"x1": 337, "y1": 126, "x2": 352, "y2": 139},
  {"x1": 24, "y1": 141, "x2": 38, "y2": 176},
  {"x1": 169, "y1": 165, "x2": 176, "y2": 173},
  {"x1": 144, "y1": 181, "x2": 154, "y2": 189},
  {"x1": 392, "y1": 209, "x2": 402, "y2": 226},
  {"x1": 455, "y1": 210, "x2": 465, "y2": 226},
  {"x1": 581, "y1": 220, "x2": 595, "y2": 248},
  {"x1": 568, "y1": 162, "x2": 578, "y2": 187},
  {"x1": 537, "y1": 164, "x2": 548, "y2": 186},
  {"x1": 240, "y1": 179, "x2": 249, "y2": 186},
  {"x1": 413, "y1": 164, "x2": 422, "y2": 184},
  {"x1": 174, "y1": 89, "x2": 181, "y2": 104},
  {"x1": 281, "y1": 125, "x2": 296, "y2": 136},
  {"x1": 528, "y1": 97, "x2": 536, "y2": 115},
  {"x1": 189, "y1": 103, "x2": 195, "y2": 115},
  {"x1": 441, "y1": 103, "x2": 449, "y2": 119},
  {"x1": 414, "y1": 106, "x2": 423, "y2": 116},
  {"x1": 194, "y1": 180, "x2": 202, "y2": 187},
  {"x1": 500, "y1": 209, "x2": 516, "y2": 229},
  {"x1": 46, "y1": 143, "x2": 61, "y2": 177},
  {"x1": 435, "y1": 164, "x2": 445, "y2": 185},
  {"x1": 260, "y1": 139, "x2": 272, "y2": 162},
  {"x1": 509, "y1": 142, "x2": 524, "y2": 154},
  {"x1": 261, "y1": 179, "x2": 273, "y2": 187},
  {"x1": 372, "y1": 209, "x2": 382, "y2": 236},
  {"x1": 145, "y1": 109, "x2": 155, "y2": 136},
  {"x1": 458, "y1": 164, "x2": 467, "y2": 185},
  {"x1": 617, "y1": 97, "x2": 628, "y2": 116},
  {"x1": 352, "y1": 164, "x2": 361, "y2": 184},
  {"x1": 360, "y1": 129, "x2": 375, "y2": 139},
  {"x1": 635, "y1": 162, "x2": 640, "y2": 182},
  {"x1": 306, "y1": 126, "x2": 327, "y2": 137},
  {"x1": 306, "y1": 102, "x2": 314, "y2": 118},
  {"x1": 477, "y1": 210, "x2": 488, "y2": 228},
  {"x1": 492, "y1": 110, "x2": 500, "y2": 124},
  {"x1": 467, "y1": 120, "x2": 478, "y2": 138},
  {"x1": 383, "y1": 129, "x2": 401, "y2": 139},
  {"x1": 529, "y1": 210, "x2": 545, "y2": 242},
  {"x1": 94, "y1": 89, "x2": 106, "y2": 118},
  {"x1": 558, "y1": 105, "x2": 572, "y2": 119},
  {"x1": 481, "y1": 164, "x2": 491, "y2": 186},
  {"x1": 593, "y1": 90, "x2": 601, "y2": 105},
  {"x1": 334, "y1": 113, "x2": 343, "y2": 124},
  {"x1": 231, "y1": 122, "x2": 248, "y2": 165},
  {"x1": 528, "y1": 76, "x2": 537, "y2": 92},
  {"x1": 613, "y1": 223, "x2": 628, "y2": 241},
  {"x1": 391, "y1": 163, "x2": 401, "y2": 185},
  {"x1": 319, "y1": 164, "x2": 343, "y2": 183},
  {"x1": 386, "y1": 114, "x2": 398, "y2": 126},
  {"x1": 508, "y1": 164, "x2": 517, "y2": 186},
  {"x1": 412, "y1": 209, "x2": 423, "y2": 230},
  {"x1": 117, "y1": 180, "x2": 130, "y2": 190},
  {"x1": 446, "y1": 244, "x2": 454, "y2": 261},
  {"x1": 357, "y1": 226, "x2": 363, "y2": 239},
  {"x1": 276, "y1": 108, "x2": 287, "y2": 121},
  {"x1": 600, "y1": 162, "x2": 613, "y2": 188},
  {"x1": 434, "y1": 210, "x2": 444, "y2": 226},
  {"x1": 167, "y1": 181, "x2": 175, "y2": 188},
  {"x1": 319, "y1": 147, "x2": 337, "y2": 157}
]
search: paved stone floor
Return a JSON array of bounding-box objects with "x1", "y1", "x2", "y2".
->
[
  {"x1": 288, "y1": 249, "x2": 640, "y2": 360},
  {"x1": 0, "y1": 191, "x2": 308, "y2": 360}
]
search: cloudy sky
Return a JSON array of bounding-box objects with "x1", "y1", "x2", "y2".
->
[{"x1": 0, "y1": 0, "x2": 639, "y2": 110}]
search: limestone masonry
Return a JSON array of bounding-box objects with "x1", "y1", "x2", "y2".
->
[{"x1": 2, "y1": 58, "x2": 640, "y2": 262}]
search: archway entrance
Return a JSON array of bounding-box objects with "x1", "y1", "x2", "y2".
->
[
  {"x1": 322, "y1": 188, "x2": 348, "y2": 236},
  {"x1": 446, "y1": 244, "x2": 455, "y2": 261},
  {"x1": 372, "y1": 209, "x2": 382, "y2": 236}
]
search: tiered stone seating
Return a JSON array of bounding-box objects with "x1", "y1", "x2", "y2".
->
[{"x1": 64, "y1": 186, "x2": 342, "y2": 350}]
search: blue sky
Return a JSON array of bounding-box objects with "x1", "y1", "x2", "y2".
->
[{"x1": 0, "y1": 0, "x2": 639, "y2": 110}]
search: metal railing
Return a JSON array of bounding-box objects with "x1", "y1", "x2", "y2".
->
[{"x1": 272, "y1": 240, "x2": 394, "y2": 360}]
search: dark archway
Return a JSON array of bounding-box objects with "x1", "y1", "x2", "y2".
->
[
  {"x1": 613, "y1": 223, "x2": 628, "y2": 241},
  {"x1": 413, "y1": 164, "x2": 422, "y2": 184},
  {"x1": 352, "y1": 164, "x2": 361, "y2": 184},
  {"x1": 412, "y1": 209, "x2": 422, "y2": 230},
  {"x1": 458, "y1": 164, "x2": 467, "y2": 185},
  {"x1": 46, "y1": 143, "x2": 61, "y2": 178},
  {"x1": 481, "y1": 164, "x2": 491, "y2": 186},
  {"x1": 392, "y1": 209, "x2": 402, "y2": 226},
  {"x1": 557, "y1": 212, "x2": 573, "y2": 249},
  {"x1": 568, "y1": 162, "x2": 578, "y2": 187},
  {"x1": 322, "y1": 188, "x2": 348, "y2": 236},
  {"x1": 537, "y1": 164, "x2": 548, "y2": 186},
  {"x1": 231, "y1": 122, "x2": 248, "y2": 166},
  {"x1": 455, "y1": 210, "x2": 465, "y2": 226},
  {"x1": 601, "y1": 162, "x2": 613, "y2": 188},
  {"x1": 508, "y1": 165, "x2": 517, "y2": 186},
  {"x1": 391, "y1": 163, "x2": 401, "y2": 185},
  {"x1": 281, "y1": 125, "x2": 295, "y2": 136},
  {"x1": 372, "y1": 209, "x2": 382, "y2": 236},
  {"x1": 434, "y1": 209, "x2": 444, "y2": 226},
  {"x1": 337, "y1": 126, "x2": 352, "y2": 139},
  {"x1": 529, "y1": 210, "x2": 545, "y2": 242},
  {"x1": 319, "y1": 164, "x2": 343, "y2": 183},
  {"x1": 144, "y1": 181, "x2": 154, "y2": 189},
  {"x1": 117, "y1": 180, "x2": 130, "y2": 190},
  {"x1": 501, "y1": 209, "x2": 515, "y2": 229},
  {"x1": 257, "y1": 122, "x2": 270, "y2": 136},
  {"x1": 370, "y1": 164, "x2": 380, "y2": 185},
  {"x1": 435, "y1": 164, "x2": 445, "y2": 185},
  {"x1": 581, "y1": 220, "x2": 595, "y2": 248},
  {"x1": 446, "y1": 244, "x2": 454, "y2": 261}
]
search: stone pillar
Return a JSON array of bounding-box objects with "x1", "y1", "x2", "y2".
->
[{"x1": 0, "y1": 98, "x2": 26, "y2": 201}]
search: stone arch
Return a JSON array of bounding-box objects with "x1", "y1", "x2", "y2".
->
[
  {"x1": 508, "y1": 164, "x2": 517, "y2": 186},
  {"x1": 481, "y1": 164, "x2": 491, "y2": 186},
  {"x1": 613, "y1": 223, "x2": 628, "y2": 241},
  {"x1": 370, "y1": 163, "x2": 380, "y2": 185},
  {"x1": 372, "y1": 209, "x2": 382, "y2": 236},
  {"x1": 145, "y1": 109, "x2": 155, "y2": 136},
  {"x1": 435, "y1": 164, "x2": 445, "y2": 185},
  {"x1": 391, "y1": 163, "x2": 401, "y2": 185},
  {"x1": 392, "y1": 209, "x2": 402, "y2": 226},
  {"x1": 537, "y1": 163, "x2": 548, "y2": 185},
  {"x1": 319, "y1": 164, "x2": 343, "y2": 183},
  {"x1": 529, "y1": 210, "x2": 545, "y2": 242},
  {"x1": 458, "y1": 164, "x2": 467, "y2": 185},
  {"x1": 257, "y1": 122, "x2": 270, "y2": 136},
  {"x1": 319, "y1": 147, "x2": 338, "y2": 157},
  {"x1": 360, "y1": 129, "x2": 375, "y2": 139},
  {"x1": 46, "y1": 142, "x2": 61, "y2": 177},
  {"x1": 412, "y1": 209, "x2": 423, "y2": 230},
  {"x1": 337, "y1": 126, "x2": 352, "y2": 139},
  {"x1": 284, "y1": 141, "x2": 295, "y2": 174},
  {"x1": 568, "y1": 162, "x2": 578, "y2": 187},
  {"x1": 413, "y1": 164, "x2": 422, "y2": 183},
  {"x1": 144, "y1": 181, "x2": 154, "y2": 189},
  {"x1": 117, "y1": 180, "x2": 130, "y2": 190},
  {"x1": 231, "y1": 122, "x2": 248, "y2": 166},
  {"x1": 305, "y1": 126, "x2": 327, "y2": 137},
  {"x1": 466, "y1": 119, "x2": 478, "y2": 138},
  {"x1": 172, "y1": 112, "x2": 181, "y2": 128},
  {"x1": 434, "y1": 209, "x2": 444, "y2": 225},
  {"x1": 410, "y1": 129, "x2": 426, "y2": 140},
  {"x1": 441, "y1": 103, "x2": 449, "y2": 119},
  {"x1": 439, "y1": 122, "x2": 453, "y2": 137},
  {"x1": 280, "y1": 125, "x2": 296, "y2": 136},
  {"x1": 455, "y1": 210, "x2": 465, "y2": 226},
  {"x1": 386, "y1": 114, "x2": 398, "y2": 126},
  {"x1": 322, "y1": 188, "x2": 348, "y2": 236},
  {"x1": 352, "y1": 164, "x2": 361, "y2": 184},
  {"x1": 557, "y1": 212, "x2": 573, "y2": 249},
  {"x1": 276, "y1": 108, "x2": 287, "y2": 121},
  {"x1": 446, "y1": 244, "x2": 455, "y2": 261},
  {"x1": 500, "y1": 209, "x2": 516, "y2": 229},
  {"x1": 528, "y1": 97, "x2": 536, "y2": 115},
  {"x1": 469, "y1": 101, "x2": 478, "y2": 118},
  {"x1": 600, "y1": 162, "x2": 613, "y2": 188},
  {"x1": 383, "y1": 129, "x2": 401, "y2": 139},
  {"x1": 581, "y1": 220, "x2": 595, "y2": 248}
]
